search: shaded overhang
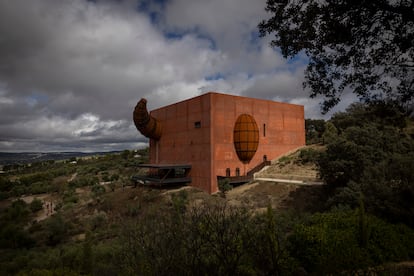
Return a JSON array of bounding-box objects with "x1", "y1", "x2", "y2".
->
[{"x1": 131, "y1": 163, "x2": 192, "y2": 185}]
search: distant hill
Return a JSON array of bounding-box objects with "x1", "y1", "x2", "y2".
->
[{"x1": 0, "y1": 151, "x2": 122, "y2": 165}]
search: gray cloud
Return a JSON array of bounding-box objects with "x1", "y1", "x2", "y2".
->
[{"x1": 0, "y1": 0, "x2": 347, "y2": 152}]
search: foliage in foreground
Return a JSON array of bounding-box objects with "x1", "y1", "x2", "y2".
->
[
  {"x1": 290, "y1": 207, "x2": 414, "y2": 274},
  {"x1": 117, "y1": 202, "x2": 414, "y2": 275},
  {"x1": 1, "y1": 193, "x2": 414, "y2": 275},
  {"x1": 317, "y1": 102, "x2": 414, "y2": 226},
  {"x1": 259, "y1": 0, "x2": 414, "y2": 113}
]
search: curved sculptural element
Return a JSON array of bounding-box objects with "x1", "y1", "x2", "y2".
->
[
  {"x1": 133, "y1": 98, "x2": 162, "y2": 140},
  {"x1": 233, "y1": 114, "x2": 259, "y2": 164}
]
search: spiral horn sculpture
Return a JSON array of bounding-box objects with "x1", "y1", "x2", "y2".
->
[{"x1": 133, "y1": 98, "x2": 162, "y2": 140}]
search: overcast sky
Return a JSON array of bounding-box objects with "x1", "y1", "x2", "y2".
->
[{"x1": 0, "y1": 0, "x2": 355, "y2": 152}]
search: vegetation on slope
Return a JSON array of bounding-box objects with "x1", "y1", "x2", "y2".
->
[
  {"x1": 0, "y1": 102, "x2": 413, "y2": 275},
  {"x1": 317, "y1": 102, "x2": 414, "y2": 227}
]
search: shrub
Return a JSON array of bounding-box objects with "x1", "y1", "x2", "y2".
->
[
  {"x1": 171, "y1": 190, "x2": 189, "y2": 214},
  {"x1": 0, "y1": 224, "x2": 35, "y2": 249},
  {"x1": 3, "y1": 199, "x2": 30, "y2": 223},
  {"x1": 10, "y1": 184, "x2": 27, "y2": 197},
  {"x1": 63, "y1": 189, "x2": 78, "y2": 204},
  {"x1": 278, "y1": 155, "x2": 291, "y2": 164},
  {"x1": 289, "y1": 209, "x2": 414, "y2": 274},
  {"x1": 0, "y1": 177, "x2": 13, "y2": 192},
  {"x1": 45, "y1": 214, "x2": 70, "y2": 246},
  {"x1": 30, "y1": 181, "x2": 50, "y2": 194},
  {"x1": 125, "y1": 203, "x2": 141, "y2": 217},
  {"x1": 91, "y1": 184, "x2": 105, "y2": 197},
  {"x1": 90, "y1": 212, "x2": 108, "y2": 230},
  {"x1": 30, "y1": 198, "x2": 43, "y2": 213},
  {"x1": 298, "y1": 148, "x2": 320, "y2": 164},
  {"x1": 218, "y1": 178, "x2": 232, "y2": 197},
  {"x1": 119, "y1": 202, "x2": 257, "y2": 275}
]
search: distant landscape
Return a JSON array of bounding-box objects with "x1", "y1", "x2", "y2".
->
[{"x1": 0, "y1": 151, "x2": 123, "y2": 166}]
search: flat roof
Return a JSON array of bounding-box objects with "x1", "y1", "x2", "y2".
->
[{"x1": 150, "y1": 91, "x2": 304, "y2": 113}]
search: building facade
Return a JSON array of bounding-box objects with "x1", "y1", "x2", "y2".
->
[{"x1": 135, "y1": 92, "x2": 305, "y2": 194}]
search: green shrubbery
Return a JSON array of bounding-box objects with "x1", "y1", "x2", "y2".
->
[
  {"x1": 0, "y1": 197, "x2": 413, "y2": 275},
  {"x1": 218, "y1": 178, "x2": 232, "y2": 197},
  {"x1": 0, "y1": 200, "x2": 34, "y2": 250},
  {"x1": 305, "y1": 119, "x2": 326, "y2": 145},
  {"x1": 290, "y1": 208, "x2": 414, "y2": 274},
  {"x1": 117, "y1": 203, "x2": 414, "y2": 275},
  {"x1": 298, "y1": 148, "x2": 320, "y2": 164},
  {"x1": 317, "y1": 102, "x2": 414, "y2": 226},
  {"x1": 30, "y1": 198, "x2": 43, "y2": 213}
]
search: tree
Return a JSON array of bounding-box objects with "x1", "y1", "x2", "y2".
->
[
  {"x1": 289, "y1": 209, "x2": 414, "y2": 274},
  {"x1": 317, "y1": 103, "x2": 414, "y2": 226},
  {"x1": 321, "y1": 121, "x2": 338, "y2": 144},
  {"x1": 218, "y1": 178, "x2": 232, "y2": 198},
  {"x1": 259, "y1": 1, "x2": 414, "y2": 113},
  {"x1": 46, "y1": 214, "x2": 69, "y2": 246},
  {"x1": 305, "y1": 119, "x2": 325, "y2": 144},
  {"x1": 330, "y1": 102, "x2": 408, "y2": 131}
]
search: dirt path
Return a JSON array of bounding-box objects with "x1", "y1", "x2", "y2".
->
[
  {"x1": 68, "y1": 172, "x2": 77, "y2": 182},
  {"x1": 20, "y1": 194, "x2": 57, "y2": 222}
]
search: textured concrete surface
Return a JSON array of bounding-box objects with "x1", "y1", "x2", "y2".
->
[{"x1": 148, "y1": 92, "x2": 305, "y2": 193}]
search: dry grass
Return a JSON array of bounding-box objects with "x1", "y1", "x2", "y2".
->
[{"x1": 255, "y1": 145, "x2": 324, "y2": 182}]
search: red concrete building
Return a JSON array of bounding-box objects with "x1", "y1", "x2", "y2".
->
[{"x1": 133, "y1": 92, "x2": 305, "y2": 194}]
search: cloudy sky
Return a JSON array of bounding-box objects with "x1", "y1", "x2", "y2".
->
[{"x1": 0, "y1": 0, "x2": 354, "y2": 153}]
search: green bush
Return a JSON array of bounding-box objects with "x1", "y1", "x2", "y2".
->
[
  {"x1": 68, "y1": 176, "x2": 97, "y2": 188},
  {"x1": 0, "y1": 176, "x2": 13, "y2": 192},
  {"x1": 63, "y1": 189, "x2": 78, "y2": 204},
  {"x1": 119, "y1": 203, "x2": 299, "y2": 275},
  {"x1": 90, "y1": 212, "x2": 108, "y2": 230},
  {"x1": 218, "y1": 178, "x2": 232, "y2": 197},
  {"x1": 110, "y1": 174, "x2": 119, "y2": 181},
  {"x1": 30, "y1": 198, "x2": 43, "y2": 213},
  {"x1": 278, "y1": 155, "x2": 291, "y2": 164},
  {"x1": 298, "y1": 148, "x2": 320, "y2": 164},
  {"x1": 171, "y1": 190, "x2": 189, "y2": 214},
  {"x1": 318, "y1": 103, "x2": 414, "y2": 226},
  {"x1": 45, "y1": 214, "x2": 70, "y2": 246},
  {"x1": 125, "y1": 203, "x2": 141, "y2": 217},
  {"x1": 2, "y1": 199, "x2": 30, "y2": 223},
  {"x1": 0, "y1": 223, "x2": 35, "y2": 249},
  {"x1": 30, "y1": 181, "x2": 50, "y2": 194},
  {"x1": 91, "y1": 184, "x2": 105, "y2": 197},
  {"x1": 305, "y1": 119, "x2": 326, "y2": 144},
  {"x1": 10, "y1": 184, "x2": 27, "y2": 197},
  {"x1": 289, "y1": 209, "x2": 414, "y2": 274}
]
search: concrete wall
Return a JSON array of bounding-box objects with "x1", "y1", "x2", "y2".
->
[
  {"x1": 149, "y1": 92, "x2": 305, "y2": 194},
  {"x1": 149, "y1": 93, "x2": 213, "y2": 193},
  {"x1": 210, "y1": 93, "x2": 305, "y2": 193}
]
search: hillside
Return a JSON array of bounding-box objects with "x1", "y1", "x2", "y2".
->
[
  {"x1": 254, "y1": 145, "x2": 323, "y2": 182},
  {"x1": 225, "y1": 145, "x2": 326, "y2": 212},
  {"x1": 1, "y1": 146, "x2": 413, "y2": 275},
  {"x1": 0, "y1": 146, "x2": 327, "y2": 224}
]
